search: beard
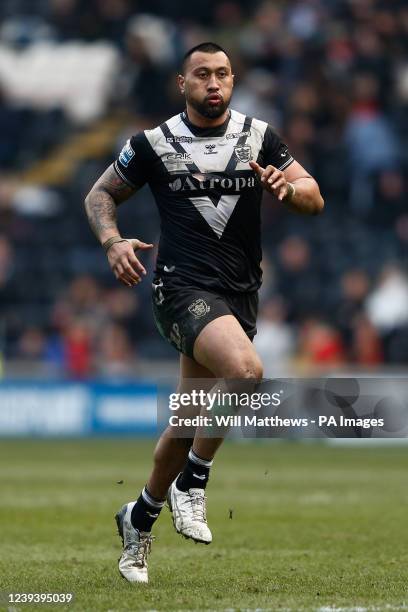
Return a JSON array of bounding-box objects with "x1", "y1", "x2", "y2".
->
[{"x1": 187, "y1": 92, "x2": 231, "y2": 119}]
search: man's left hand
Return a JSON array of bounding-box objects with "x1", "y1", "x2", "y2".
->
[{"x1": 249, "y1": 160, "x2": 292, "y2": 201}]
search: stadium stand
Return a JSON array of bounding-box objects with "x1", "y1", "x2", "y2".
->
[{"x1": 0, "y1": 0, "x2": 407, "y2": 377}]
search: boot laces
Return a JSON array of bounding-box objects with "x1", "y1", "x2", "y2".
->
[
  {"x1": 189, "y1": 490, "x2": 207, "y2": 523},
  {"x1": 128, "y1": 534, "x2": 154, "y2": 568}
]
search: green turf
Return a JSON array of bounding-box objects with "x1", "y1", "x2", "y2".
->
[{"x1": 0, "y1": 439, "x2": 407, "y2": 612}]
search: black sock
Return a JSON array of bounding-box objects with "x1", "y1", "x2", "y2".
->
[
  {"x1": 130, "y1": 486, "x2": 165, "y2": 533},
  {"x1": 177, "y1": 449, "x2": 213, "y2": 491}
]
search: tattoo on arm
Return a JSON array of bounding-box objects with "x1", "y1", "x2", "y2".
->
[
  {"x1": 94, "y1": 164, "x2": 136, "y2": 203},
  {"x1": 84, "y1": 164, "x2": 137, "y2": 242},
  {"x1": 85, "y1": 188, "x2": 119, "y2": 239}
]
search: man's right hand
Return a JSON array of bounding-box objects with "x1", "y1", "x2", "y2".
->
[{"x1": 107, "y1": 238, "x2": 154, "y2": 287}]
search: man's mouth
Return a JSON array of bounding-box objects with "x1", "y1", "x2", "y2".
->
[{"x1": 206, "y1": 94, "x2": 222, "y2": 104}]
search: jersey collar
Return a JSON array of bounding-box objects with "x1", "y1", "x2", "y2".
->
[{"x1": 181, "y1": 109, "x2": 231, "y2": 137}]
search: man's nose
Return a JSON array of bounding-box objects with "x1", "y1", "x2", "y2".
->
[{"x1": 207, "y1": 74, "x2": 219, "y2": 90}]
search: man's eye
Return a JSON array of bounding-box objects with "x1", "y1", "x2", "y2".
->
[{"x1": 198, "y1": 72, "x2": 207, "y2": 78}]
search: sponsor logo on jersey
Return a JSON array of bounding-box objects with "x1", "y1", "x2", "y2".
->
[
  {"x1": 234, "y1": 145, "x2": 252, "y2": 163},
  {"x1": 204, "y1": 144, "x2": 218, "y2": 155},
  {"x1": 165, "y1": 152, "x2": 191, "y2": 163},
  {"x1": 166, "y1": 136, "x2": 193, "y2": 144},
  {"x1": 168, "y1": 174, "x2": 256, "y2": 192},
  {"x1": 188, "y1": 298, "x2": 211, "y2": 319},
  {"x1": 226, "y1": 130, "x2": 252, "y2": 140},
  {"x1": 118, "y1": 140, "x2": 135, "y2": 167}
]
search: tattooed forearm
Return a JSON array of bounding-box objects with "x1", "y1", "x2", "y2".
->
[
  {"x1": 85, "y1": 189, "x2": 119, "y2": 242},
  {"x1": 84, "y1": 164, "x2": 137, "y2": 244}
]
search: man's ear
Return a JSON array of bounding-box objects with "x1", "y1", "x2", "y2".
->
[{"x1": 177, "y1": 74, "x2": 185, "y2": 94}]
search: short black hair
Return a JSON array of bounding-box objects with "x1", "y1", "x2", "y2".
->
[{"x1": 181, "y1": 42, "x2": 230, "y2": 73}]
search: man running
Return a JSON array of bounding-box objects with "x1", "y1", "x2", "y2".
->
[{"x1": 84, "y1": 42, "x2": 324, "y2": 583}]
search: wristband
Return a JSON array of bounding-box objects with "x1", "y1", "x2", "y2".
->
[{"x1": 102, "y1": 235, "x2": 126, "y2": 254}]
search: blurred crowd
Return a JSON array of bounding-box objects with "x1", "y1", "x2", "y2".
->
[{"x1": 0, "y1": 0, "x2": 407, "y2": 376}]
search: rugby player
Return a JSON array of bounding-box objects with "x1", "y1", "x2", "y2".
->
[{"x1": 84, "y1": 42, "x2": 324, "y2": 583}]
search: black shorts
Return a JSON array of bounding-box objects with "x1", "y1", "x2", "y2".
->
[{"x1": 152, "y1": 278, "x2": 258, "y2": 358}]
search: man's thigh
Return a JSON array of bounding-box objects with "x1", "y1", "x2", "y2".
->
[
  {"x1": 193, "y1": 314, "x2": 263, "y2": 379},
  {"x1": 177, "y1": 354, "x2": 215, "y2": 398},
  {"x1": 180, "y1": 353, "x2": 214, "y2": 380}
]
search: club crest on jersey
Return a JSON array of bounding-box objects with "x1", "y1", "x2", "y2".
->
[
  {"x1": 188, "y1": 298, "x2": 210, "y2": 319},
  {"x1": 234, "y1": 145, "x2": 252, "y2": 163},
  {"x1": 119, "y1": 140, "x2": 135, "y2": 167}
]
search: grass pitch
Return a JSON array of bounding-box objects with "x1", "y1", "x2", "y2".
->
[{"x1": 0, "y1": 439, "x2": 407, "y2": 612}]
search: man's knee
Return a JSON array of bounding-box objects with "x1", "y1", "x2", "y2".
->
[{"x1": 223, "y1": 353, "x2": 263, "y2": 379}]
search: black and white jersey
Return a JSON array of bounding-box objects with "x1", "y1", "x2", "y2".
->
[{"x1": 114, "y1": 109, "x2": 294, "y2": 293}]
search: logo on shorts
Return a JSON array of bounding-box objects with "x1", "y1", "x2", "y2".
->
[
  {"x1": 170, "y1": 323, "x2": 182, "y2": 350},
  {"x1": 234, "y1": 145, "x2": 252, "y2": 163},
  {"x1": 152, "y1": 278, "x2": 165, "y2": 305},
  {"x1": 188, "y1": 298, "x2": 211, "y2": 319}
]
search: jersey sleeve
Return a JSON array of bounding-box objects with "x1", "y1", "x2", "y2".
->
[
  {"x1": 261, "y1": 125, "x2": 294, "y2": 171},
  {"x1": 113, "y1": 132, "x2": 153, "y2": 188}
]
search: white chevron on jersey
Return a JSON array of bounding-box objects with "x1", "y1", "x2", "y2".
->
[
  {"x1": 144, "y1": 110, "x2": 267, "y2": 174},
  {"x1": 189, "y1": 194, "x2": 240, "y2": 238}
]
